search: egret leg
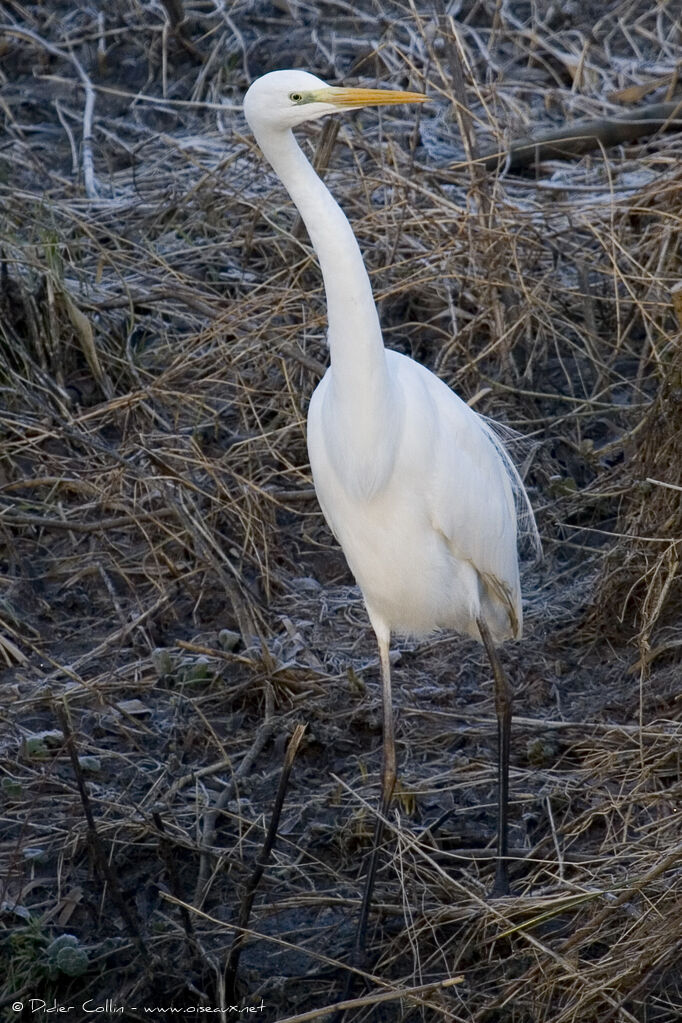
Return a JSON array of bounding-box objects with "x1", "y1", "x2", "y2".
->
[
  {"x1": 477, "y1": 617, "x2": 511, "y2": 897},
  {"x1": 353, "y1": 632, "x2": 396, "y2": 956},
  {"x1": 336, "y1": 630, "x2": 395, "y2": 1012}
]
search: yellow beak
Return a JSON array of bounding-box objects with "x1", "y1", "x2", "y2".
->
[{"x1": 320, "y1": 85, "x2": 427, "y2": 109}]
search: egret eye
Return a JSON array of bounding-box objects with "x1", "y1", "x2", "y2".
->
[{"x1": 290, "y1": 92, "x2": 303, "y2": 102}]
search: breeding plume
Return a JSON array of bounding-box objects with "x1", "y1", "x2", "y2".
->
[{"x1": 244, "y1": 69, "x2": 535, "y2": 958}]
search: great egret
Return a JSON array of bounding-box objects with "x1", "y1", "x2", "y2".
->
[{"x1": 244, "y1": 69, "x2": 535, "y2": 959}]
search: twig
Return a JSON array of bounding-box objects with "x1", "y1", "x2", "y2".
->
[
  {"x1": 194, "y1": 686, "x2": 277, "y2": 905},
  {"x1": 0, "y1": 24, "x2": 100, "y2": 196},
  {"x1": 223, "y1": 723, "x2": 306, "y2": 997},
  {"x1": 545, "y1": 794, "x2": 564, "y2": 882},
  {"x1": 274, "y1": 974, "x2": 464, "y2": 1023},
  {"x1": 0, "y1": 507, "x2": 176, "y2": 533},
  {"x1": 153, "y1": 811, "x2": 219, "y2": 986},
  {"x1": 159, "y1": 0, "x2": 185, "y2": 29},
  {"x1": 481, "y1": 98, "x2": 682, "y2": 172},
  {"x1": 55, "y1": 701, "x2": 149, "y2": 962}
]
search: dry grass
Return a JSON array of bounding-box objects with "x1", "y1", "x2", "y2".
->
[{"x1": 0, "y1": 1, "x2": 680, "y2": 1021}]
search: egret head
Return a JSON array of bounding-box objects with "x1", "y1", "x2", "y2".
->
[{"x1": 243, "y1": 69, "x2": 426, "y2": 134}]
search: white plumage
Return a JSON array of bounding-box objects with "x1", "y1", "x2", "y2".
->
[
  {"x1": 244, "y1": 69, "x2": 536, "y2": 959},
  {"x1": 309, "y1": 348, "x2": 522, "y2": 643}
]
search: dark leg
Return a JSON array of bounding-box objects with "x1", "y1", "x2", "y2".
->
[
  {"x1": 351, "y1": 634, "x2": 395, "y2": 957},
  {"x1": 477, "y1": 616, "x2": 512, "y2": 897},
  {"x1": 334, "y1": 632, "x2": 395, "y2": 1017}
]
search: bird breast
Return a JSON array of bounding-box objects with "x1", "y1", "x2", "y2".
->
[{"x1": 307, "y1": 350, "x2": 522, "y2": 643}]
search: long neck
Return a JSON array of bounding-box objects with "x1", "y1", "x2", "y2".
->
[{"x1": 253, "y1": 123, "x2": 388, "y2": 398}]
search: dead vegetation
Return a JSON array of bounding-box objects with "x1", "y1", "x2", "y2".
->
[{"x1": 0, "y1": 1, "x2": 680, "y2": 1021}]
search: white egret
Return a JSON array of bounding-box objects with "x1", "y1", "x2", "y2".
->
[{"x1": 244, "y1": 70, "x2": 535, "y2": 960}]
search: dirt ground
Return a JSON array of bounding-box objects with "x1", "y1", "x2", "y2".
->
[{"x1": 0, "y1": 1, "x2": 680, "y2": 1021}]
